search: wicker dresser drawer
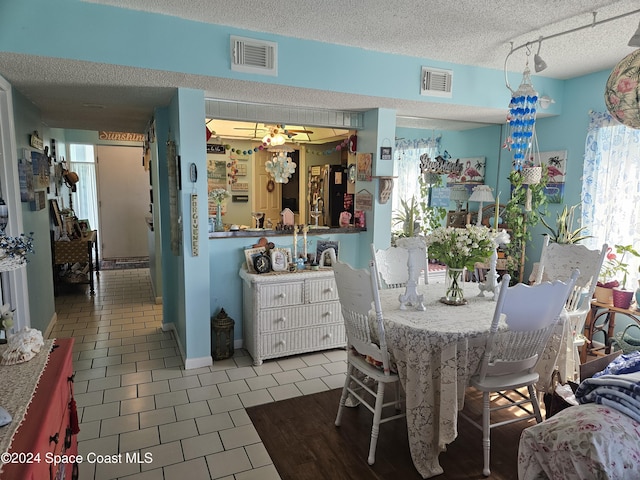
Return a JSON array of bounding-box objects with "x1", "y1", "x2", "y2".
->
[
  {"x1": 259, "y1": 282, "x2": 304, "y2": 308},
  {"x1": 306, "y1": 278, "x2": 339, "y2": 303},
  {"x1": 259, "y1": 324, "x2": 347, "y2": 359},
  {"x1": 257, "y1": 301, "x2": 341, "y2": 332}
]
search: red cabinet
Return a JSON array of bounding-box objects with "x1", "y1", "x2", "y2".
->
[{"x1": 2, "y1": 338, "x2": 78, "y2": 480}]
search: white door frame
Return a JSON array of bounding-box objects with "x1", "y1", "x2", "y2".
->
[{"x1": 0, "y1": 75, "x2": 30, "y2": 330}]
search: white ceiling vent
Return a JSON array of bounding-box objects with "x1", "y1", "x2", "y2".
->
[
  {"x1": 231, "y1": 35, "x2": 278, "y2": 76},
  {"x1": 420, "y1": 67, "x2": 453, "y2": 98}
]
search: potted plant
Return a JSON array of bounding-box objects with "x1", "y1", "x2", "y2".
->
[
  {"x1": 393, "y1": 196, "x2": 421, "y2": 237},
  {"x1": 596, "y1": 244, "x2": 640, "y2": 308},
  {"x1": 540, "y1": 203, "x2": 591, "y2": 244},
  {"x1": 502, "y1": 167, "x2": 549, "y2": 283}
]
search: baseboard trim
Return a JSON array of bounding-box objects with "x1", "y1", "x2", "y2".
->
[
  {"x1": 44, "y1": 312, "x2": 58, "y2": 339},
  {"x1": 185, "y1": 355, "x2": 213, "y2": 370},
  {"x1": 162, "y1": 322, "x2": 213, "y2": 370}
]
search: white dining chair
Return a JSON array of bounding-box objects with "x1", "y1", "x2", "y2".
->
[
  {"x1": 461, "y1": 269, "x2": 579, "y2": 477},
  {"x1": 333, "y1": 258, "x2": 405, "y2": 465},
  {"x1": 534, "y1": 235, "x2": 607, "y2": 381},
  {"x1": 370, "y1": 243, "x2": 409, "y2": 289}
]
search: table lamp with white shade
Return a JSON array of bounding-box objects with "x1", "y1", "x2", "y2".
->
[
  {"x1": 449, "y1": 185, "x2": 469, "y2": 212},
  {"x1": 468, "y1": 185, "x2": 494, "y2": 226}
]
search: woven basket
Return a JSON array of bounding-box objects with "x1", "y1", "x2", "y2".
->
[
  {"x1": 522, "y1": 166, "x2": 542, "y2": 185},
  {"x1": 611, "y1": 323, "x2": 640, "y2": 354}
]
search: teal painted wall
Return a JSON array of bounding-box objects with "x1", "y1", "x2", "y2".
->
[
  {"x1": 0, "y1": 0, "x2": 564, "y2": 118},
  {"x1": 11, "y1": 91, "x2": 57, "y2": 332}
]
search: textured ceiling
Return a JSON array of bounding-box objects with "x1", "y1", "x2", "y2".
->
[{"x1": 2, "y1": 0, "x2": 639, "y2": 133}]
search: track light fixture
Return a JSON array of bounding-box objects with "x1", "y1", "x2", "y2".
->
[
  {"x1": 630, "y1": 21, "x2": 640, "y2": 47},
  {"x1": 533, "y1": 38, "x2": 547, "y2": 73},
  {"x1": 504, "y1": 9, "x2": 640, "y2": 92}
]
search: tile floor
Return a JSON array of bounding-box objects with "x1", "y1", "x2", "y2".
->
[{"x1": 50, "y1": 268, "x2": 348, "y2": 480}]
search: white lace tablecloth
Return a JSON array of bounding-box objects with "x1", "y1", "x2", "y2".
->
[{"x1": 379, "y1": 286, "x2": 568, "y2": 479}]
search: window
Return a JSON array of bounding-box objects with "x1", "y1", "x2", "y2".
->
[
  {"x1": 393, "y1": 138, "x2": 439, "y2": 225},
  {"x1": 69, "y1": 144, "x2": 99, "y2": 234},
  {"x1": 581, "y1": 111, "x2": 640, "y2": 283}
]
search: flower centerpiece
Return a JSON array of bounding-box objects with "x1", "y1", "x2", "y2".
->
[
  {"x1": 0, "y1": 232, "x2": 35, "y2": 272},
  {"x1": 210, "y1": 188, "x2": 230, "y2": 231},
  {"x1": 425, "y1": 225, "x2": 494, "y2": 305}
]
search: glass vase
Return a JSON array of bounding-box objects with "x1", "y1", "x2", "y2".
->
[
  {"x1": 215, "y1": 203, "x2": 224, "y2": 232},
  {"x1": 442, "y1": 267, "x2": 467, "y2": 305}
]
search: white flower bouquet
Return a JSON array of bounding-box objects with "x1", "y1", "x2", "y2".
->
[
  {"x1": 210, "y1": 188, "x2": 230, "y2": 204},
  {"x1": 424, "y1": 225, "x2": 494, "y2": 270}
]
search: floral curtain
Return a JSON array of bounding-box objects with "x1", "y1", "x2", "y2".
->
[{"x1": 581, "y1": 110, "x2": 640, "y2": 282}]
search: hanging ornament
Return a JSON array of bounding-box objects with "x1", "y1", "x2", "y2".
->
[
  {"x1": 605, "y1": 49, "x2": 640, "y2": 129},
  {"x1": 507, "y1": 64, "x2": 538, "y2": 172},
  {"x1": 265, "y1": 151, "x2": 296, "y2": 183}
]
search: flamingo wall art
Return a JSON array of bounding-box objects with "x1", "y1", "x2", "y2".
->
[{"x1": 539, "y1": 150, "x2": 567, "y2": 203}]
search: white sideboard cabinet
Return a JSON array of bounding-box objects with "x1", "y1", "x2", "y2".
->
[{"x1": 239, "y1": 267, "x2": 346, "y2": 365}]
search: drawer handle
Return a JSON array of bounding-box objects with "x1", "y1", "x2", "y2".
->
[
  {"x1": 323, "y1": 311, "x2": 332, "y2": 317},
  {"x1": 50, "y1": 432, "x2": 59, "y2": 444},
  {"x1": 278, "y1": 292, "x2": 287, "y2": 299},
  {"x1": 324, "y1": 332, "x2": 333, "y2": 339},
  {"x1": 325, "y1": 287, "x2": 334, "y2": 293},
  {"x1": 277, "y1": 340, "x2": 286, "y2": 347},
  {"x1": 277, "y1": 316, "x2": 286, "y2": 323}
]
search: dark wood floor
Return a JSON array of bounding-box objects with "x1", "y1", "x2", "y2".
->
[{"x1": 247, "y1": 387, "x2": 538, "y2": 480}]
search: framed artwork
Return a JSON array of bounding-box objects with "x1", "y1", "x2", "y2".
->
[
  {"x1": 30, "y1": 190, "x2": 46, "y2": 211},
  {"x1": 446, "y1": 157, "x2": 486, "y2": 186},
  {"x1": 539, "y1": 150, "x2": 567, "y2": 204},
  {"x1": 50, "y1": 199, "x2": 62, "y2": 227},
  {"x1": 356, "y1": 153, "x2": 372, "y2": 181},
  {"x1": 78, "y1": 219, "x2": 91, "y2": 233},
  {"x1": 72, "y1": 219, "x2": 83, "y2": 239},
  {"x1": 316, "y1": 240, "x2": 339, "y2": 266},
  {"x1": 244, "y1": 246, "x2": 266, "y2": 274}
]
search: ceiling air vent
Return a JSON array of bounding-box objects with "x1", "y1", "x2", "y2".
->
[
  {"x1": 231, "y1": 35, "x2": 278, "y2": 76},
  {"x1": 420, "y1": 67, "x2": 453, "y2": 98}
]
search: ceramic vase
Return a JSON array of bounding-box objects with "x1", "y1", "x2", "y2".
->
[
  {"x1": 612, "y1": 288, "x2": 634, "y2": 310},
  {"x1": 443, "y1": 267, "x2": 467, "y2": 305},
  {"x1": 215, "y1": 203, "x2": 224, "y2": 232},
  {"x1": 594, "y1": 285, "x2": 613, "y2": 305}
]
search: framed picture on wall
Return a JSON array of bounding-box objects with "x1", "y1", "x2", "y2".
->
[{"x1": 50, "y1": 199, "x2": 62, "y2": 227}]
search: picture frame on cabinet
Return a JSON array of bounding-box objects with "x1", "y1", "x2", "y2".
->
[{"x1": 244, "y1": 246, "x2": 266, "y2": 274}]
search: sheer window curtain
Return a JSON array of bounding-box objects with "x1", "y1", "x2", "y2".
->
[
  {"x1": 393, "y1": 138, "x2": 440, "y2": 216},
  {"x1": 581, "y1": 111, "x2": 640, "y2": 280},
  {"x1": 69, "y1": 144, "x2": 100, "y2": 235}
]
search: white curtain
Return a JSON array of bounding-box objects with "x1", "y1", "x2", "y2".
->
[
  {"x1": 393, "y1": 137, "x2": 440, "y2": 215},
  {"x1": 581, "y1": 111, "x2": 640, "y2": 283},
  {"x1": 69, "y1": 144, "x2": 99, "y2": 233}
]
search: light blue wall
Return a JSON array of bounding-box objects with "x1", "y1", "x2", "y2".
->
[
  {"x1": 1, "y1": 0, "x2": 565, "y2": 117},
  {"x1": 11, "y1": 91, "x2": 56, "y2": 332}
]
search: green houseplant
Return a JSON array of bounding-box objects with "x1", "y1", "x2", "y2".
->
[
  {"x1": 502, "y1": 167, "x2": 549, "y2": 283},
  {"x1": 540, "y1": 203, "x2": 591, "y2": 244}
]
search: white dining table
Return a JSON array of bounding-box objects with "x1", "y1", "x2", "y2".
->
[{"x1": 378, "y1": 284, "x2": 568, "y2": 479}]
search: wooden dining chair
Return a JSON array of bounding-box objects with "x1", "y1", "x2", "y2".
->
[
  {"x1": 534, "y1": 235, "x2": 607, "y2": 381},
  {"x1": 333, "y1": 258, "x2": 405, "y2": 465},
  {"x1": 461, "y1": 269, "x2": 579, "y2": 477}
]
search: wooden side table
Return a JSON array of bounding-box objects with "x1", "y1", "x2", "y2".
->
[
  {"x1": 581, "y1": 300, "x2": 640, "y2": 362},
  {"x1": 52, "y1": 230, "x2": 99, "y2": 295}
]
